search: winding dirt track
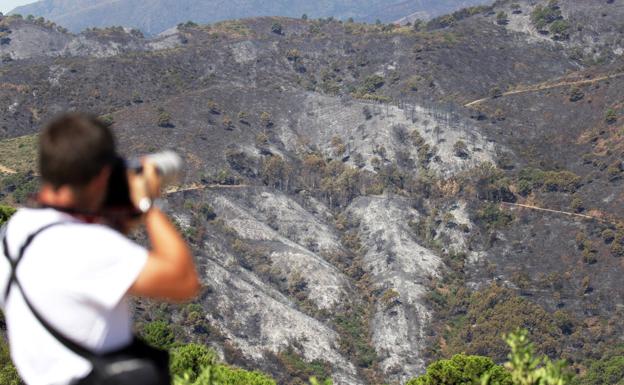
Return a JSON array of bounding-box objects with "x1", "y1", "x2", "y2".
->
[
  {"x1": 464, "y1": 72, "x2": 624, "y2": 107},
  {"x1": 165, "y1": 183, "x2": 249, "y2": 195},
  {"x1": 501, "y1": 201, "x2": 607, "y2": 223}
]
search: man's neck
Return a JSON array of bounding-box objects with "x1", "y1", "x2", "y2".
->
[{"x1": 38, "y1": 184, "x2": 81, "y2": 210}]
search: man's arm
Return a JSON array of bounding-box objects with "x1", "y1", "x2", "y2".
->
[
  {"x1": 126, "y1": 161, "x2": 200, "y2": 301},
  {"x1": 128, "y1": 208, "x2": 200, "y2": 301}
]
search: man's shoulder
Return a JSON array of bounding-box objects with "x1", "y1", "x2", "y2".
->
[{"x1": 7, "y1": 208, "x2": 122, "y2": 245}]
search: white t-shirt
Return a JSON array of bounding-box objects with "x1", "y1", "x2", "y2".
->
[{"x1": 0, "y1": 208, "x2": 148, "y2": 385}]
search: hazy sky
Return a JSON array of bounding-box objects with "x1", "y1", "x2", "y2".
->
[{"x1": 1, "y1": 0, "x2": 37, "y2": 13}]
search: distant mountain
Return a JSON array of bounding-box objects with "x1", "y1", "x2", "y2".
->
[{"x1": 9, "y1": 0, "x2": 493, "y2": 35}]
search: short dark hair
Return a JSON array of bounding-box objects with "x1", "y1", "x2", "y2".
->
[{"x1": 39, "y1": 113, "x2": 117, "y2": 188}]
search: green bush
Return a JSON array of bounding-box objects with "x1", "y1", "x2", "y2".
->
[
  {"x1": 549, "y1": 20, "x2": 570, "y2": 39},
  {"x1": 530, "y1": 4, "x2": 562, "y2": 30},
  {"x1": 171, "y1": 344, "x2": 217, "y2": 382},
  {"x1": 483, "y1": 329, "x2": 570, "y2": 385},
  {"x1": 277, "y1": 347, "x2": 332, "y2": 381},
  {"x1": 362, "y1": 74, "x2": 384, "y2": 93},
  {"x1": 574, "y1": 355, "x2": 624, "y2": 385},
  {"x1": 141, "y1": 320, "x2": 175, "y2": 350},
  {"x1": 173, "y1": 364, "x2": 276, "y2": 385},
  {"x1": 0, "y1": 339, "x2": 20, "y2": 385},
  {"x1": 98, "y1": 114, "x2": 114, "y2": 127},
  {"x1": 438, "y1": 285, "x2": 567, "y2": 363},
  {"x1": 0, "y1": 205, "x2": 16, "y2": 226},
  {"x1": 158, "y1": 111, "x2": 173, "y2": 127},
  {"x1": 408, "y1": 354, "x2": 512, "y2": 385},
  {"x1": 606, "y1": 109, "x2": 617, "y2": 124},
  {"x1": 517, "y1": 168, "x2": 581, "y2": 194},
  {"x1": 0, "y1": 173, "x2": 39, "y2": 204},
  {"x1": 475, "y1": 204, "x2": 513, "y2": 230}
]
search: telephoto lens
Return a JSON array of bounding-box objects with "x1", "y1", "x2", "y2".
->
[
  {"x1": 145, "y1": 150, "x2": 183, "y2": 186},
  {"x1": 126, "y1": 150, "x2": 183, "y2": 187}
]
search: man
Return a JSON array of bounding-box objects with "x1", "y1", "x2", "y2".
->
[{"x1": 0, "y1": 113, "x2": 200, "y2": 385}]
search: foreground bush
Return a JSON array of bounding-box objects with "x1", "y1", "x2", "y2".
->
[
  {"x1": 407, "y1": 354, "x2": 511, "y2": 385},
  {"x1": 0, "y1": 339, "x2": 20, "y2": 385},
  {"x1": 170, "y1": 344, "x2": 217, "y2": 382},
  {"x1": 411, "y1": 330, "x2": 569, "y2": 385},
  {"x1": 483, "y1": 329, "x2": 569, "y2": 385},
  {"x1": 173, "y1": 364, "x2": 277, "y2": 385},
  {"x1": 0, "y1": 205, "x2": 16, "y2": 226}
]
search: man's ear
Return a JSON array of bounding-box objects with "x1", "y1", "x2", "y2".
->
[{"x1": 94, "y1": 165, "x2": 112, "y2": 189}]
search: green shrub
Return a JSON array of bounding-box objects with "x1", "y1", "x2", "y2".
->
[
  {"x1": 408, "y1": 354, "x2": 512, "y2": 385},
  {"x1": 238, "y1": 111, "x2": 249, "y2": 124},
  {"x1": 574, "y1": 355, "x2": 624, "y2": 385},
  {"x1": 334, "y1": 307, "x2": 378, "y2": 368},
  {"x1": 543, "y1": 171, "x2": 581, "y2": 192},
  {"x1": 475, "y1": 203, "x2": 513, "y2": 230},
  {"x1": 309, "y1": 378, "x2": 333, "y2": 385},
  {"x1": 174, "y1": 364, "x2": 276, "y2": 385},
  {"x1": 549, "y1": 20, "x2": 570, "y2": 39},
  {"x1": 98, "y1": 114, "x2": 114, "y2": 127},
  {"x1": 158, "y1": 111, "x2": 173, "y2": 127},
  {"x1": 517, "y1": 168, "x2": 580, "y2": 194},
  {"x1": 362, "y1": 74, "x2": 384, "y2": 93},
  {"x1": 0, "y1": 338, "x2": 20, "y2": 385},
  {"x1": 0, "y1": 173, "x2": 39, "y2": 204},
  {"x1": 530, "y1": 4, "x2": 562, "y2": 30},
  {"x1": 171, "y1": 344, "x2": 217, "y2": 382},
  {"x1": 611, "y1": 243, "x2": 624, "y2": 258},
  {"x1": 438, "y1": 284, "x2": 567, "y2": 363},
  {"x1": 483, "y1": 329, "x2": 570, "y2": 385},
  {"x1": 141, "y1": 320, "x2": 175, "y2": 350},
  {"x1": 571, "y1": 198, "x2": 584, "y2": 213},
  {"x1": 277, "y1": 347, "x2": 332, "y2": 381},
  {"x1": 0, "y1": 205, "x2": 16, "y2": 226},
  {"x1": 430, "y1": 14, "x2": 456, "y2": 29}
]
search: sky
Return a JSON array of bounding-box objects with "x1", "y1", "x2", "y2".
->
[{"x1": 0, "y1": 0, "x2": 37, "y2": 14}]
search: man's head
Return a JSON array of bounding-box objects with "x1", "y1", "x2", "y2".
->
[{"x1": 39, "y1": 113, "x2": 117, "y2": 211}]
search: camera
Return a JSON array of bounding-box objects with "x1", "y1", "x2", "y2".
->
[{"x1": 103, "y1": 150, "x2": 183, "y2": 216}]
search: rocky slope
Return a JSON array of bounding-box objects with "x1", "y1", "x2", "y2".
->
[{"x1": 1, "y1": 1, "x2": 624, "y2": 383}]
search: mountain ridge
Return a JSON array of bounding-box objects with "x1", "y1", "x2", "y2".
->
[{"x1": 9, "y1": 0, "x2": 494, "y2": 35}]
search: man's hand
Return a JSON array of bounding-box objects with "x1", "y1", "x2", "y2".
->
[{"x1": 128, "y1": 160, "x2": 161, "y2": 212}]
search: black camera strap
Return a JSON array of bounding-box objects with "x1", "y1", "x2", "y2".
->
[{"x1": 1, "y1": 222, "x2": 97, "y2": 360}]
